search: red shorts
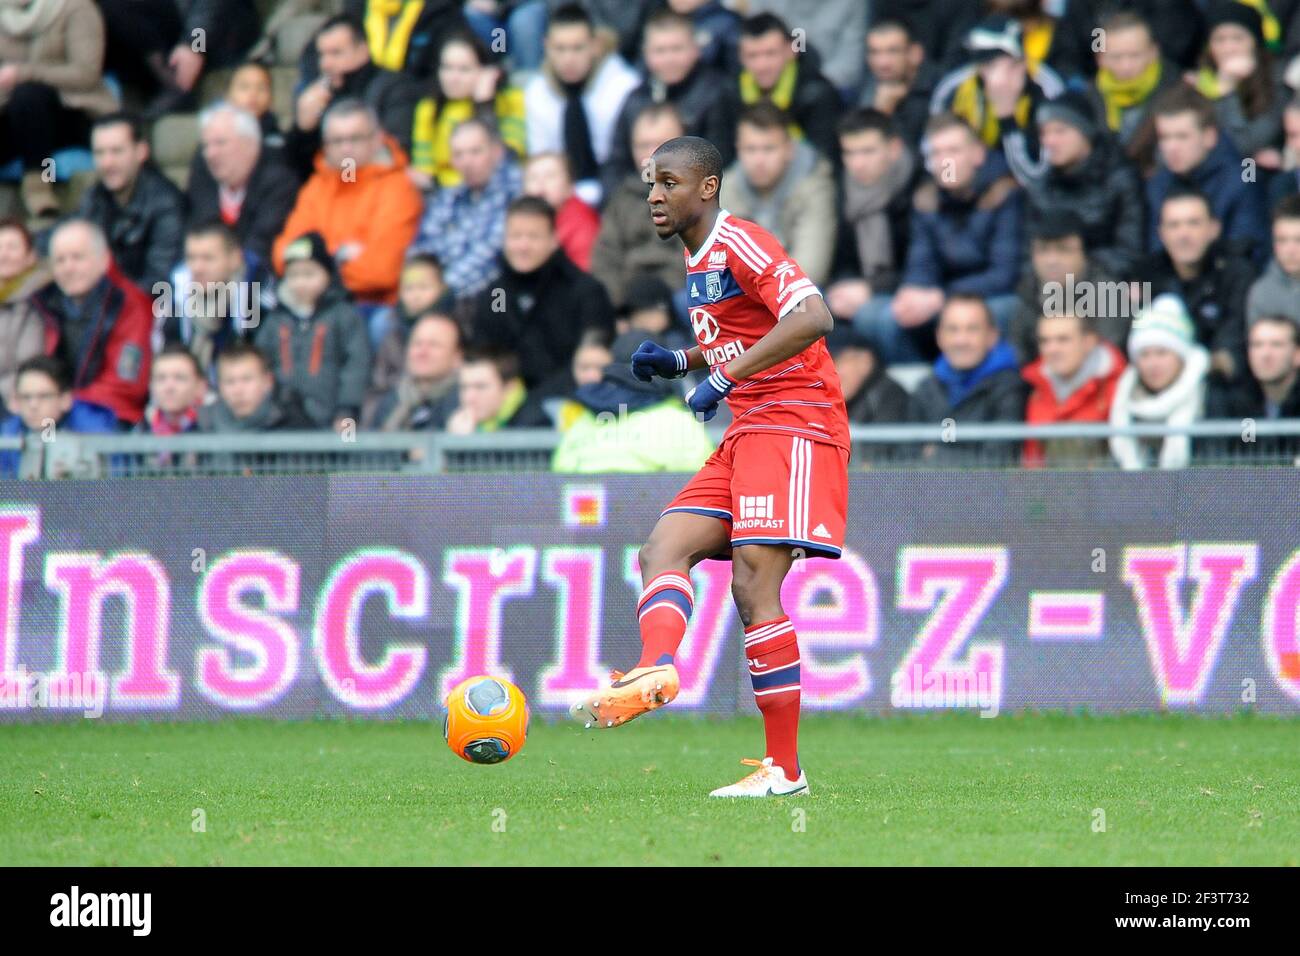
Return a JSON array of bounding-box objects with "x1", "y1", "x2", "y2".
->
[{"x1": 661, "y1": 430, "x2": 850, "y2": 559}]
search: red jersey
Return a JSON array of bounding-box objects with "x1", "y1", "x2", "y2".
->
[{"x1": 682, "y1": 210, "x2": 850, "y2": 452}]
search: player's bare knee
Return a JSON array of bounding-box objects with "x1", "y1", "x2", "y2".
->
[{"x1": 639, "y1": 537, "x2": 680, "y2": 578}]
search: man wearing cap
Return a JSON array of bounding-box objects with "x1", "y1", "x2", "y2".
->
[
  {"x1": 930, "y1": 14, "x2": 1066, "y2": 185},
  {"x1": 1109, "y1": 294, "x2": 1210, "y2": 470},
  {"x1": 1019, "y1": 89, "x2": 1146, "y2": 279}
]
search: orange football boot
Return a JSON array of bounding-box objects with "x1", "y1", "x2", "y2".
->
[{"x1": 568, "y1": 663, "x2": 680, "y2": 728}]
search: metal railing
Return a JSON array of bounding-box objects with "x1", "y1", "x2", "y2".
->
[{"x1": 0, "y1": 419, "x2": 1297, "y2": 478}]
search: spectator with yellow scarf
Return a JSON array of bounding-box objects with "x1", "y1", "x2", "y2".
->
[
  {"x1": 725, "y1": 12, "x2": 842, "y2": 163},
  {"x1": 930, "y1": 14, "x2": 1066, "y2": 186},
  {"x1": 409, "y1": 29, "x2": 526, "y2": 190},
  {"x1": 1093, "y1": 10, "x2": 1180, "y2": 158}
]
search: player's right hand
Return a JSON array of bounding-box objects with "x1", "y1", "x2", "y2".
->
[{"x1": 631, "y1": 340, "x2": 688, "y2": 381}]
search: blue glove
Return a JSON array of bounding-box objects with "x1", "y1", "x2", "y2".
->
[
  {"x1": 631, "y1": 340, "x2": 688, "y2": 382},
  {"x1": 685, "y1": 366, "x2": 738, "y2": 422}
]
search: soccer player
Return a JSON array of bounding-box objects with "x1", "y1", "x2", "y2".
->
[{"x1": 569, "y1": 135, "x2": 851, "y2": 797}]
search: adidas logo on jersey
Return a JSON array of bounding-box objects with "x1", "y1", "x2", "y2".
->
[{"x1": 812, "y1": 523, "x2": 831, "y2": 539}]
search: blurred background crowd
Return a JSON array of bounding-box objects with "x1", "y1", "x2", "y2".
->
[{"x1": 2, "y1": 0, "x2": 1300, "y2": 474}]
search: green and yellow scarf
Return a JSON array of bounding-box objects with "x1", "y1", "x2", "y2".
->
[{"x1": 1096, "y1": 59, "x2": 1163, "y2": 131}]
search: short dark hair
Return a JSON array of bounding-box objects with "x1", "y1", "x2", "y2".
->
[
  {"x1": 737, "y1": 102, "x2": 791, "y2": 136},
  {"x1": 549, "y1": 2, "x2": 593, "y2": 32},
  {"x1": 942, "y1": 293, "x2": 996, "y2": 328},
  {"x1": 740, "y1": 12, "x2": 791, "y2": 40},
  {"x1": 16, "y1": 355, "x2": 72, "y2": 394},
  {"x1": 924, "y1": 111, "x2": 978, "y2": 143},
  {"x1": 0, "y1": 216, "x2": 33, "y2": 251},
  {"x1": 228, "y1": 60, "x2": 272, "y2": 86},
  {"x1": 868, "y1": 18, "x2": 915, "y2": 42},
  {"x1": 463, "y1": 345, "x2": 521, "y2": 383},
  {"x1": 653, "y1": 135, "x2": 724, "y2": 184},
  {"x1": 318, "y1": 13, "x2": 367, "y2": 45},
  {"x1": 644, "y1": 8, "x2": 694, "y2": 38},
  {"x1": 185, "y1": 219, "x2": 240, "y2": 250},
  {"x1": 215, "y1": 340, "x2": 271, "y2": 374},
  {"x1": 577, "y1": 327, "x2": 614, "y2": 351},
  {"x1": 155, "y1": 341, "x2": 205, "y2": 379},
  {"x1": 403, "y1": 252, "x2": 444, "y2": 276},
  {"x1": 91, "y1": 111, "x2": 146, "y2": 143},
  {"x1": 1036, "y1": 310, "x2": 1097, "y2": 337},
  {"x1": 1160, "y1": 185, "x2": 1215, "y2": 219},
  {"x1": 1272, "y1": 193, "x2": 1300, "y2": 224},
  {"x1": 1151, "y1": 85, "x2": 1217, "y2": 130},
  {"x1": 632, "y1": 101, "x2": 685, "y2": 135},
  {"x1": 1249, "y1": 314, "x2": 1300, "y2": 345},
  {"x1": 1099, "y1": 9, "x2": 1154, "y2": 42},
  {"x1": 838, "y1": 107, "x2": 896, "y2": 140},
  {"x1": 409, "y1": 310, "x2": 463, "y2": 350},
  {"x1": 506, "y1": 195, "x2": 557, "y2": 229}
]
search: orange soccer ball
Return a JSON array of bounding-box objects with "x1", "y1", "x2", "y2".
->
[{"x1": 443, "y1": 676, "x2": 530, "y2": 764}]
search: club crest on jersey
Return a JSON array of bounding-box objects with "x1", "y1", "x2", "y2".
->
[{"x1": 705, "y1": 270, "x2": 723, "y2": 302}]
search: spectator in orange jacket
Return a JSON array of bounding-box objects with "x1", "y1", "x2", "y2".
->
[
  {"x1": 273, "y1": 99, "x2": 423, "y2": 307},
  {"x1": 1021, "y1": 310, "x2": 1126, "y2": 467},
  {"x1": 28, "y1": 220, "x2": 153, "y2": 426}
]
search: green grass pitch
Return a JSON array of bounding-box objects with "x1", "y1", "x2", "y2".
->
[{"x1": 2, "y1": 712, "x2": 1297, "y2": 866}]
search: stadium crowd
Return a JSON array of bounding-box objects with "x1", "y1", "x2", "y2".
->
[{"x1": 2, "y1": 0, "x2": 1300, "y2": 473}]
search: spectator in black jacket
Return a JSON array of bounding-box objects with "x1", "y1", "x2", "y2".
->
[
  {"x1": 1140, "y1": 187, "x2": 1257, "y2": 383},
  {"x1": 285, "y1": 14, "x2": 423, "y2": 178},
  {"x1": 605, "y1": 7, "x2": 735, "y2": 190},
  {"x1": 871, "y1": 0, "x2": 978, "y2": 70},
  {"x1": 469, "y1": 197, "x2": 616, "y2": 394},
  {"x1": 1200, "y1": 315, "x2": 1300, "y2": 460},
  {"x1": 829, "y1": 329, "x2": 910, "y2": 425},
  {"x1": 1007, "y1": 213, "x2": 1129, "y2": 364},
  {"x1": 725, "y1": 13, "x2": 843, "y2": 163},
  {"x1": 77, "y1": 112, "x2": 186, "y2": 296},
  {"x1": 908, "y1": 293, "x2": 1029, "y2": 464},
  {"x1": 1020, "y1": 89, "x2": 1146, "y2": 280},
  {"x1": 826, "y1": 108, "x2": 919, "y2": 324},
  {"x1": 856, "y1": 17, "x2": 943, "y2": 152},
  {"x1": 187, "y1": 103, "x2": 300, "y2": 265}
]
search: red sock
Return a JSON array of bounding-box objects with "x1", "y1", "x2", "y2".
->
[
  {"x1": 636, "y1": 571, "x2": 694, "y2": 667},
  {"x1": 744, "y1": 615, "x2": 801, "y2": 780}
]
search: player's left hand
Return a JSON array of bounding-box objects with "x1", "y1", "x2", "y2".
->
[{"x1": 685, "y1": 366, "x2": 738, "y2": 422}]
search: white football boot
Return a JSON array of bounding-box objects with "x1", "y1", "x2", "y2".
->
[{"x1": 708, "y1": 757, "x2": 810, "y2": 798}]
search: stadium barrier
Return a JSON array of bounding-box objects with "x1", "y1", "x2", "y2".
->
[
  {"x1": 0, "y1": 468, "x2": 1298, "y2": 722},
  {"x1": 2, "y1": 419, "x2": 1299, "y2": 477}
]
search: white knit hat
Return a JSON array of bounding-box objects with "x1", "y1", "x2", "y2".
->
[{"x1": 1127, "y1": 294, "x2": 1196, "y2": 361}]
